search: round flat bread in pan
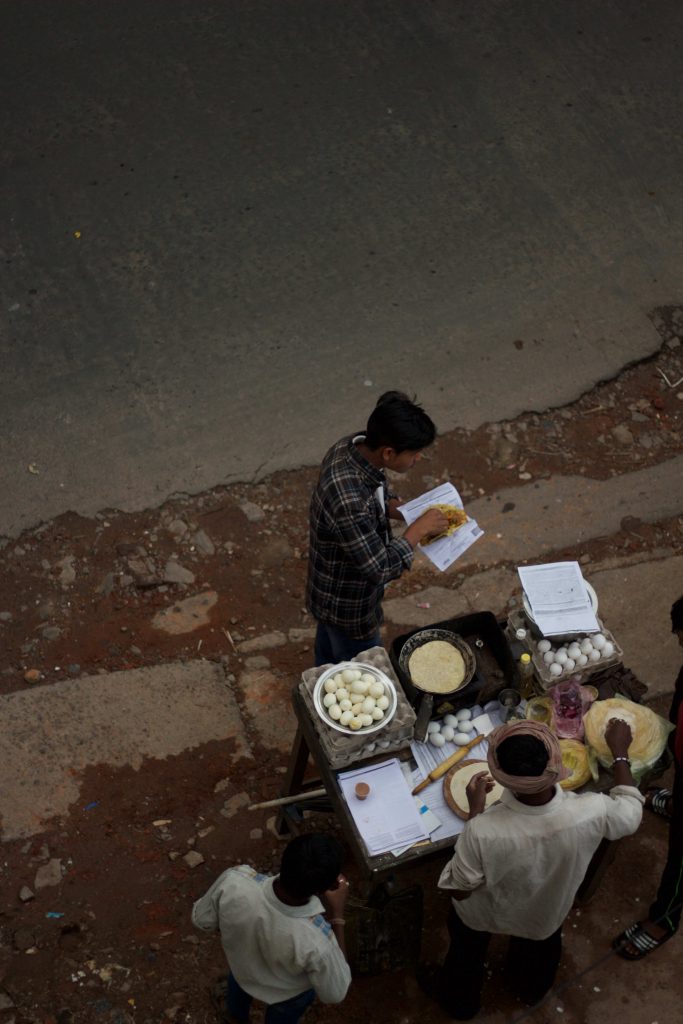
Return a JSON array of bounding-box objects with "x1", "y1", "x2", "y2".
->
[
  {"x1": 408, "y1": 639, "x2": 466, "y2": 693},
  {"x1": 443, "y1": 759, "x2": 504, "y2": 820}
]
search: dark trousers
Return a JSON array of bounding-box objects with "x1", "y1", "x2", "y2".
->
[
  {"x1": 314, "y1": 621, "x2": 381, "y2": 666},
  {"x1": 226, "y1": 973, "x2": 315, "y2": 1024},
  {"x1": 649, "y1": 764, "x2": 683, "y2": 934},
  {"x1": 439, "y1": 906, "x2": 562, "y2": 1019}
]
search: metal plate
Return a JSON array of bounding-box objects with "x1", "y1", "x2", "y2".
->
[
  {"x1": 398, "y1": 628, "x2": 477, "y2": 696},
  {"x1": 312, "y1": 661, "x2": 397, "y2": 736}
]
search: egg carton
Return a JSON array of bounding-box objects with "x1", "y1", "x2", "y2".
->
[
  {"x1": 300, "y1": 647, "x2": 416, "y2": 770},
  {"x1": 507, "y1": 610, "x2": 623, "y2": 689}
]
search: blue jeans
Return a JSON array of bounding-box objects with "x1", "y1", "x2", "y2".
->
[
  {"x1": 314, "y1": 621, "x2": 382, "y2": 666},
  {"x1": 226, "y1": 973, "x2": 315, "y2": 1023}
]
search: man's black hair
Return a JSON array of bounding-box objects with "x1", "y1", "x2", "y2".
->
[
  {"x1": 364, "y1": 390, "x2": 437, "y2": 453},
  {"x1": 671, "y1": 594, "x2": 683, "y2": 633},
  {"x1": 279, "y1": 833, "x2": 343, "y2": 899},
  {"x1": 496, "y1": 735, "x2": 549, "y2": 777}
]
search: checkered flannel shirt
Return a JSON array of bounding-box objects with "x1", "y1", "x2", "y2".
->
[{"x1": 305, "y1": 435, "x2": 414, "y2": 639}]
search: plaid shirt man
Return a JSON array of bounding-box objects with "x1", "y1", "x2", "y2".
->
[{"x1": 306, "y1": 435, "x2": 414, "y2": 640}]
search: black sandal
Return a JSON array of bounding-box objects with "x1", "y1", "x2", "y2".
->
[
  {"x1": 645, "y1": 788, "x2": 672, "y2": 820},
  {"x1": 613, "y1": 921, "x2": 674, "y2": 961}
]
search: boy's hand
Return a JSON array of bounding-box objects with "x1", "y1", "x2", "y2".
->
[
  {"x1": 320, "y1": 875, "x2": 349, "y2": 918},
  {"x1": 605, "y1": 718, "x2": 633, "y2": 758},
  {"x1": 465, "y1": 771, "x2": 495, "y2": 818},
  {"x1": 404, "y1": 508, "x2": 448, "y2": 548}
]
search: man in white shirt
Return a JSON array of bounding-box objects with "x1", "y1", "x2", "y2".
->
[
  {"x1": 419, "y1": 719, "x2": 643, "y2": 1019},
  {"x1": 193, "y1": 834, "x2": 351, "y2": 1023}
]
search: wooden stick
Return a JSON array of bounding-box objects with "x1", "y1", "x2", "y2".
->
[
  {"x1": 412, "y1": 735, "x2": 483, "y2": 795},
  {"x1": 248, "y1": 788, "x2": 327, "y2": 811}
]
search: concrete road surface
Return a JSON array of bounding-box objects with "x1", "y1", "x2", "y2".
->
[{"x1": 2, "y1": 0, "x2": 682, "y2": 536}]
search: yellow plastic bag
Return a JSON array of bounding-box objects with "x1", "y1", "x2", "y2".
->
[{"x1": 559, "y1": 739, "x2": 594, "y2": 791}]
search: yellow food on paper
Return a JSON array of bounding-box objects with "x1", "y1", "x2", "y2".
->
[
  {"x1": 559, "y1": 739, "x2": 592, "y2": 791},
  {"x1": 422, "y1": 504, "x2": 468, "y2": 545},
  {"x1": 409, "y1": 640, "x2": 467, "y2": 693},
  {"x1": 446, "y1": 760, "x2": 504, "y2": 814},
  {"x1": 583, "y1": 697, "x2": 672, "y2": 769}
]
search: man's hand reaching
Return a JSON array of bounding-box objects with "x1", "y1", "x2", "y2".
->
[{"x1": 465, "y1": 771, "x2": 495, "y2": 819}]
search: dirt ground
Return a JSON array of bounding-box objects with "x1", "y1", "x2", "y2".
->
[{"x1": 0, "y1": 317, "x2": 682, "y2": 1024}]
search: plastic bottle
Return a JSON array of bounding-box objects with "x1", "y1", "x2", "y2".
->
[{"x1": 518, "y1": 653, "x2": 535, "y2": 699}]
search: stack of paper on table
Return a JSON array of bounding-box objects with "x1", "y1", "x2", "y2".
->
[
  {"x1": 398, "y1": 482, "x2": 483, "y2": 572},
  {"x1": 517, "y1": 561, "x2": 599, "y2": 636},
  {"x1": 337, "y1": 759, "x2": 429, "y2": 856}
]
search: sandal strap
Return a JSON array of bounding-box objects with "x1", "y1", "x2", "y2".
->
[
  {"x1": 624, "y1": 924, "x2": 660, "y2": 952},
  {"x1": 651, "y1": 789, "x2": 672, "y2": 816}
]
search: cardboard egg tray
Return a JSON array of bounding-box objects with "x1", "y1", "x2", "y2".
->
[
  {"x1": 507, "y1": 609, "x2": 624, "y2": 690},
  {"x1": 300, "y1": 646, "x2": 416, "y2": 769}
]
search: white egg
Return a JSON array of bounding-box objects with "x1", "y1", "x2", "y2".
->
[
  {"x1": 592, "y1": 633, "x2": 607, "y2": 651},
  {"x1": 339, "y1": 710, "x2": 353, "y2": 726},
  {"x1": 369, "y1": 682, "x2": 385, "y2": 699},
  {"x1": 328, "y1": 704, "x2": 342, "y2": 720},
  {"x1": 601, "y1": 641, "x2": 615, "y2": 658},
  {"x1": 441, "y1": 726, "x2": 455, "y2": 742},
  {"x1": 580, "y1": 638, "x2": 594, "y2": 655},
  {"x1": 443, "y1": 714, "x2": 459, "y2": 728},
  {"x1": 361, "y1": 673, "x2": 376, "y2": 685},
  {"x1": 349, "y1": 716, "x2": 363, "y2": 731},
  {"x1": 361, "y1": 698, "x2": 376, "y2": 714},
  {"x1": 371, "y1": 707, "x2": 384, "y2": 721},
  {"x1": 339, "y1": 699, "x2": 352, "y2": 712},
  {"x1": 429, "y1": 732, "x2": 446, "y2": 748},
  {"x1": 549, "y1": 663, "x2": 563, "y2": 677},
  {"x1": 342, "y1": 668, "x2": 356, "y2": 683},
  {"x1": 427, "y1": 721, "x2": 441, "y2": 733},
  {"x1": 537, "y1": 639, "x2": 551, "y2": 654},
  {"x1": 333, "y1": 674, "x2": 344, "y2": 687},
  {"x1": 453, "y1": 732, "x2": 472, "y2": 745},
  {"x1": 323, "y1": 692, "x2": 337, "y2": 708},
  {"x1": 324, "y1": 678, "x2": 338, "y2": 694},
  {"x1": 351, "y1": 669, "x2": 363, "y2": 680},
  {"x1": 554, "y1": 650, "x2": 568, "y2": 665},
  {"x1": 564, "y1": 658, "x2": 576, "y2": 672},
  {"x1": 351, "y1": 703, "x2": 363, "y2": 716},
  {"x1": 589, "y1": 649, "x2": 601, "y2": 663},
  {"x1": 543, "y1": 651, "x2": 555, "y2": 665},
  {"x1": 567, "y1": 644, "x2": 581, "y2": 661},
  {"x1": 577, "y1": 654, "x2": 588, "y2": 667},
  {"x1": 457, "y1": 719, "x2": 474, "y2": 733},
  {"x1": 351, "y1": 680, "x2": 370, "y2": 696},
  {"x1": 456, "y1": 708, "x2": 472, "y2": 721},
  {"x1": 359, "y1": 713, "x2": 373, "y2": 727},
  {"x1": 337, "y1": 689, "x2": 350, "y2": 703},
  {"x1": 376, "y1": 695, "x2": 390, "y2": 711}
]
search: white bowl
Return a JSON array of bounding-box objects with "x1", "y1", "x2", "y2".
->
[{"x1": 313, "y1": 661, "x2": 397, "y2": 736}]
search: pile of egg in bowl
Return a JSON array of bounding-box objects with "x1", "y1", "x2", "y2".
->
[
  {"x1": 315, "y1": 664, "x2": 395, "y2": 735},
  {"x1": 538, "y1": 633, "x2": 615, "y2": 678},
  {"x1": 427, "y1": 708, "x2": 475, "y2": 748}
]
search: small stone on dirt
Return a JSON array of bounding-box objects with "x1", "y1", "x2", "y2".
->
[
  {"x1": 182, "y1": 850, "x2": 205, "y2": 869},
  {"x1": 288, "y1": 627, "x2": 317, "y2": 643},
  {"x1": 239, "y1": 500, "x2": 266, "y2": 523},
  {"x1": 23, "y1": 669, "x2": 41, "y2": 683},
  {"x1": 192, "y1": 529, "x2": 215, "y2": 555},
  {"x1": 611, "y1": 424, "x2": 634, "y2": 446},
  {"x1": 34, "y1": 858, "x2": 63, "y2": 889},
  {"x1": 152, "y1": 590, "x2": 217, "y2": 634},
  {"x1": 237, "y1": 631, "x2": 286, "y2": 654},
  {"x1": 245, "y1": 655, "x2": 271, "y2": 670},
  {"x1": 168, "y1": 519, "x2": 188, "y2": 538},
  {"x1": 42, "y1": 626, "x2": 62, "y2": 641},
  {"x1": 19, "y1": 886, "x2": 35, "y2": 902},
  {"x1": 13, "y1": 927, "x2": 36, "y2": 951},
  {"x1": 220, "y1": 792, "x2": 251, "y2": 818},
  {"x1": 250, "y1": 828, "x2": 263, "y2": 840},
  {"x1": 57, "y1": 555, "x2": 76, "y2": 587},
  {"x1": 163, "y1": 559, "x2": 196, "y2": 585},
  {"x1": 197, "y1": 826, "x2": 215, "y2": 838},
  {"x1": 0, "y1": 611, "x2": 13, "y2": 622}
]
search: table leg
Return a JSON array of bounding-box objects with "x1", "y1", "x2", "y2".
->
[{"x1": 276, "y1": 727, "x2": 312, "y2": 836}]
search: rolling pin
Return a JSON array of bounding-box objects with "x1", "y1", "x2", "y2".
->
[{"x1": 411, "y1": 714, "x2": 494, "y2": 795}]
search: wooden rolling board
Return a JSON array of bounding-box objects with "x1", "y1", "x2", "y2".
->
[{"x1": 443, "y1": 759, "x2": 504, "y2": 820}]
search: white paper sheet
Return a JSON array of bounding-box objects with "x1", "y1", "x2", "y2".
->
[
  {"x1": 337, "y1": 759, "x2": 429, "y2": 856},
  {"x1": 397, "y1": 483, "x2": 483, "y2": 572},
  {"x1": 518, "y1": 561, "x2": 599, "y2": 635}
]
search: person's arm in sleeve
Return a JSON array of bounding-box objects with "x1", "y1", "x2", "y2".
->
[
  {"x1": 191, "y1": 869, "x2": 231, "y2": 932},
  {"x1": 333, "y1": 503, "x2": 448, "y2": 586},
  {"x1": 306, "y1": 944, "x2": 352, "y2": 1004},
  {"x1": 600, "y1": 719, "x2": 644, "y2": 840},
  {"x1": 438, "y1": 827, "x2": 486, "y2": 901}
]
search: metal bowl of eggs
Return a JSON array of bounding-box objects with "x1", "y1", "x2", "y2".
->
[{"x1": 313, "y1": 662, "x2": 398, "y2": 736}]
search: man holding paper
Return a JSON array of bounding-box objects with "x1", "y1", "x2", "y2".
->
[{"x1": 306, "y1": 390, "x2": 447, "y2": 665}]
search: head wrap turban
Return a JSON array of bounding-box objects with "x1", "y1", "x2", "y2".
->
[{"x1": 487, "y1": 721, "x2": 570, "y2": 794}]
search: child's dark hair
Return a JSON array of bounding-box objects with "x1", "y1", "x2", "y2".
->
[
  {"x1": 279, "y1": 833, "x2": 343, "y2": 899},
  {"x1": 671, "y1": 595, "x2": 683, "y2": 633},
  {"x1": 364, "y1": 391, "x2": 436, "y2": 453},
  {"x1": 496, "y1": 735, "x2": 549, "y2": 777}
]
